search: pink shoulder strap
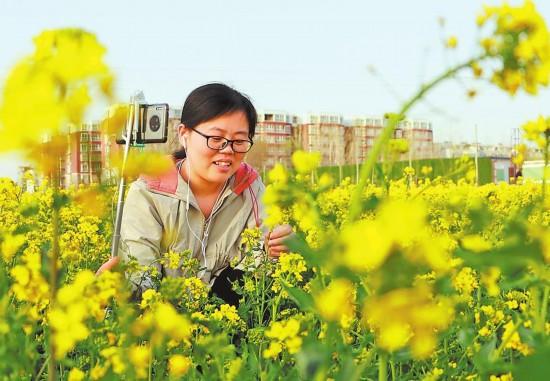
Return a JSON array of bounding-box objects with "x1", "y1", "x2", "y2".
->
[{"x1": 140, "y1": 159, "x2": 179, "y2": 194}]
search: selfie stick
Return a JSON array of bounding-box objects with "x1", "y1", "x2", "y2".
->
[{"x1": 110, "y1": 92, "x2": 143, "y2": 257}]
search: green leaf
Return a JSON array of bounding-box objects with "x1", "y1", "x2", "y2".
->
[
  {"x1": 285, "y1": 234, "x2": 325, "y2": 267},
  {"x1": 295, "y1": 337, "x2": 330, "y2": 380},
  {"x1": 52, "y1": 193, "x2": 70, "y2": 210},
  {"x1": 513, "y1": 342, "x2": 550, "y2": 381},
  {"x1": 456, "y1": 240, "x2": 544, "y2": 275},
  {"x1": 280, "y1": 280, "x2": 315, "y2": 312},
  {"x1": 472, "y1": 336, "x2": 497, "y2": 372},
  {"x1": 457, "y1": 327, "x2": 475, "y2": 348}
]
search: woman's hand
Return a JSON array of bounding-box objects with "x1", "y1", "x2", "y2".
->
[
  {"x1": 266, "y1": 224, "x2": 294, "y2": 259},
  {"x1": 95, "y1": 256, "x2": 120, "y2": 276}
]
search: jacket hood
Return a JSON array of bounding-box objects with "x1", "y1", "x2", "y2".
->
[{"x1": 140, "y1": 158, "x2": 259, "y2": 197}]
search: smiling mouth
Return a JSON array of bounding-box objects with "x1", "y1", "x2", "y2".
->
[{"x1": 213, "y1": 161, "x2": 232, "y2": 167}]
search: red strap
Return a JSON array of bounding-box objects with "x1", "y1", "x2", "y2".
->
[{"x1": 233, "y1": 162, "x2": 259, "y2": 195}]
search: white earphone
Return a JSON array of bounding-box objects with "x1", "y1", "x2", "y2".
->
[{"x1": 179, "y1": 131, "x2": 227, "y2": 279}]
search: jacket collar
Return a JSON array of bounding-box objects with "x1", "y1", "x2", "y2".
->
[{"x1": 140, "y1": 157, "x2": 258, "y2": 202}]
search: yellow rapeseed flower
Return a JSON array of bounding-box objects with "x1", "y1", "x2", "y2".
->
[
  {"x1": 363, "y1": 284, "x2": 454, "y2": 359},
  {"x1": 481, "y1": 267, "x2": 501, "y2": 297},
  {"x1": 67, "y1": 368, "x2": 85, "y2": 381},
  {"x1": 1, "y1": 233, "x2": 26, "y2": 262},
  {"x1": 452, "y1": 267, "x2": 479, "y2": 296},
  {"x1": 168, "y1": 354, "x2": 192, "y2": 377},
  {"x1": 502, "y1": 320, "x2": 532, "y2": 355},
  {"x1": 478, "y1": 1, "x2": 550, "y2": 95},
  {"x1": 263, "y1": 317, "x2": 303, "y2": 358},
  {"x1": 0, "y1": 29, "x2": 112, "y2": 166},
  {"x1": 268, "y1": 163, "x2": 289, "y2": 183},
  {"x1": 128, "y1": 345, "x2": 150, "y2": 379},
  {"x1": 314, "y1": 278, "x2": 355, "y2": 323},
  {"x1": 292, "y1": 150, "x2": 321, "y2": 175},
  {"x1": 446, "y1": 36, "x2": 458, "y2": 49}
]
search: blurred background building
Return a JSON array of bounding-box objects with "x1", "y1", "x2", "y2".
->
[{"x1": 27, "y1": 103, "x2": 542, "y2": 188}]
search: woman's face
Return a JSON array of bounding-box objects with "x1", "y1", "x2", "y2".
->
[{"x1": 179, "y1": 111, "x2": 250, "y2": 187}]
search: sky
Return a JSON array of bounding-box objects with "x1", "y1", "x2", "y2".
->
[{"x1": 1, "y1": 0, "x2": 550, "y2": 179}]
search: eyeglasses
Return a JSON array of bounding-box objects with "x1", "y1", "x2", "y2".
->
[{"x1": 188, "y1": 127, "x2": 254, "y2": 153}]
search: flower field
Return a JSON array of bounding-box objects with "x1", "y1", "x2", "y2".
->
[
  {"x1": 1, "y1": 1, "x2": 550, "y2": 380},
  {"x1": 1, "y1": 169, "x2": 550, "y2": 380}
]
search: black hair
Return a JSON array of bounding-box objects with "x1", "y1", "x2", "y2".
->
[{"x1": 173, "y1": 83, "x2": 257, "y2": 160}]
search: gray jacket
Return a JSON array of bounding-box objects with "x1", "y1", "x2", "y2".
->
[{"x1": 119, "y1": 160, "x2": 267, "y2": 289}]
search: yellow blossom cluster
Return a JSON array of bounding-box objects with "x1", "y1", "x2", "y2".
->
[
  {"x1": 338, "y1": 199, "x2": 452, "y2": 274},
  {"x1": 292, "y1": 150, "x2": 321, "y2": 175},
  {"x1": 48, "y1": 270, "x2": 124, "y2": 358},
  {"x1": 521, "y1": 115, "x2": 550, "y2": 150},
  {"x1": 452, "y1": 266, "x2": 479, "y2": 301},
  {"x1": 501, "y1": 320, "x2": 532, "y2": 355},
  {"x1": 211, "y1": 304, "x2": 245, "y2": 331},
  {"x1": 9, "y1": 247, "x2": 50, "y2": 320},
  {"x1": 263, "y1": 317, "x2": 303, "y2": 358},
  {"x1": 478, "y1": 0, "x2": 550, "y2": 95},
  {"x1": 314, "y1": 278, "x2": 355, "y2": 326},
  {"x1": 0, "y1": 29, "x2": 113, "y2": 170},
  {"x1": 271, "y1": 252, "x2": 307, "y2": 294},
  {"x1": 132, "y1": 302, "x2": 194, "y2": 347},
  {"x1": 363, "y1": 284, "x2": 454, "y2": 359}
]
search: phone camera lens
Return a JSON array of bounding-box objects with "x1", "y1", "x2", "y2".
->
[{"x1": 149, "y1": 115, "x2": 160, "y2": 132}]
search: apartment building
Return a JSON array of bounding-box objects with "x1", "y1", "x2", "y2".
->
[
  {"x1": 298, "y1": 113, "x2": 346, "y2": 166},
  {"x1": 60, "y1": 122, "x2": 106, "y2": 187},
  {"x1": 395, "y1": 119, "x2": 434, "y2": 160},
  {"x1": 252, "y1": 110, "x2": 295, "y2": 168},
  {"x1": 347, "y1": 116, "x2": 388, "y2": 163},
  {"x1": 345, "y1": 117, "x2": 435, "y2": 163}
]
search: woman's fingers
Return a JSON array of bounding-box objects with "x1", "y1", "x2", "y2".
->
[
  {"x1": 268, "y1": 245, "x2": 286, "y2": 257},
  {"x1": 266, "y1": 224, "x2": 295, "y2": 259},
  {"x1": 95, "y1": 256, "x2": 120, "y2": 276},
  {"x1": 269, "y1": 224, "x2": 293, "y2": 239},
  {"x1": 268, "y1": 235, "x2": 288, "y2": 248}
]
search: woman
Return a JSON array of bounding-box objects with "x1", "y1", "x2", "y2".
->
[{"x1": 113, "y1": 83, "x2": 292, "y2": 303}]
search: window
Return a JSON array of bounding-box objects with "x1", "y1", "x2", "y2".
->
[
  {"x1": 81, "y1": 162, "x2": 89, "y2": 172},
  {"x1": 309, "y1": 126, "x2": 319, "y2": 134},
  {"x1": 92, "y1": 133, "x2": 101, "y2": 141},
  {"x1": 81, "y1": 133, "x2": 89, "y2": 142},
  {"x1": 80, "y1": 144, "x2": 88, "y2": 152},
  {"x1": 92, "y1": 143, "x2": 101, "y2": 151}
]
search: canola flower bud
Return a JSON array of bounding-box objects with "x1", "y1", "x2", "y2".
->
[
  {"x1": 446, "y1": 36, "x2": 458, "y2": 49},
  {"x1": 169, "y1": 355, "x2": 192, "y2": 377},
  {"x1": 292, "y1": 150, "x2": 321, "y2": 175}
]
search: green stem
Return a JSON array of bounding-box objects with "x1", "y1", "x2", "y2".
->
[
  {"x1": 378, "y1": 352, "x2": 387, "y2": 381},
  {"x1": 542, "y1": 132, "x2": 549, "y2": 203},
  {"x1": 272, "y1": 273, "x2": 293, "y2": 321},
  {"x1": 34, "y1": 355, "x2": 49, "y2": 381},
  {"x1": 492, "y1": 319, "x2": 522, "y2": 360},
  {"x1": 348, "y1": 56, "x2": 485, "y2": 223},
  {"x1": 538, "y1": 286, "x2": 549, "y2": 333},
  {"x1": 48, "y1": 171, "x2": 60, "y2": 381},
  {"x1": 148, "y1": 344, "x2": 153, "y2": 381}
]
